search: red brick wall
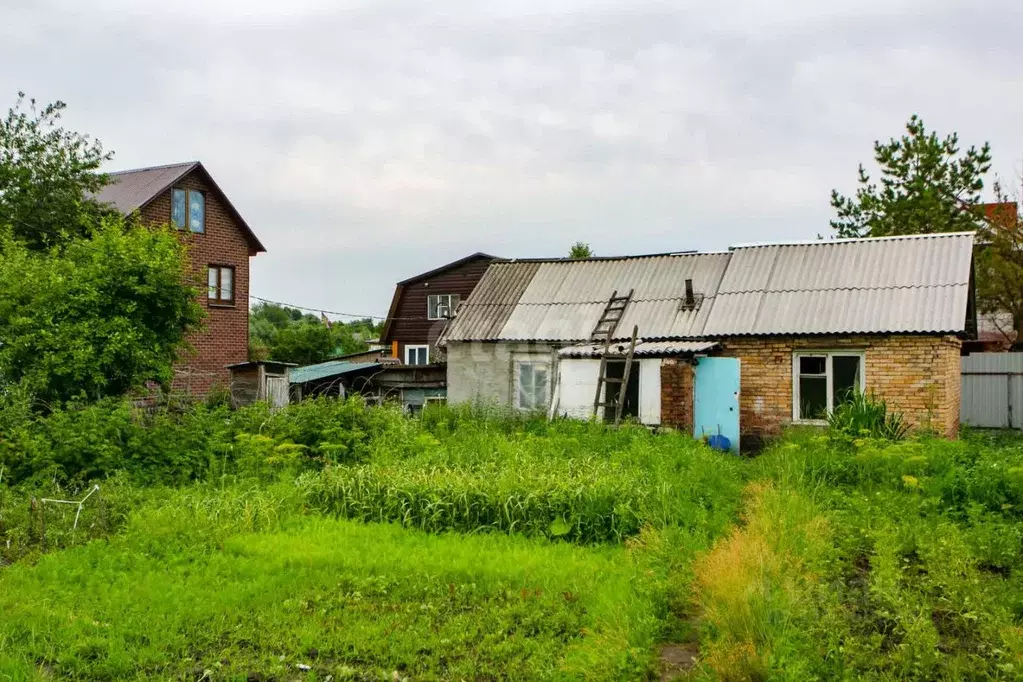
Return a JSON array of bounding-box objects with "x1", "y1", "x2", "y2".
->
[
  {"x1": 659, "y1": 335, "x2": 963, "y2": 440},
  {"x1": 138, "y1": 171, "x2": 253, "y2": 396},
  {"x1": 660, "y1": 360, "x2": 693, "y2": 432}
]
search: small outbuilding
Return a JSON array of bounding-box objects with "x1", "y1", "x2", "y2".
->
[
  {"x1": 440, "y1": 233, "x2": 976, "y2": 449},
  {"x1": 227, "y1": 360, "x2": 295, "y2": 408}
]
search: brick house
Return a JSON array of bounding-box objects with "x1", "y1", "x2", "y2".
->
[
  {"x1": 441, "y1": 233, "x2": 976, "y2": 447},
  {"x1": 379, "y1": 252, "x2": 497, "y2": 365},
  {"x1": 96, "y1": 161, "x2": 266, "y2": 395}
]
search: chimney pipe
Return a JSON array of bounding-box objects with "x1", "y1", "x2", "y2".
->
[{"x1": 684, "y1": 278, "x2": 695, "y2": 307}]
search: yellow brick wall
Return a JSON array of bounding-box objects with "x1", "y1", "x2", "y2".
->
[{"x1": 709, "y1": 335, "x2": 962, "y2": 438}]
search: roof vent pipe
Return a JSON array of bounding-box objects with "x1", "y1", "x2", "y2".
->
[{"x1": 684, "y1": 278, "x2": 695, "y2": 307}]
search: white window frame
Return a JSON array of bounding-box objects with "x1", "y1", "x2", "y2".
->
[
  {"x1": 427, "y1": 294, "x2": 460, "y2": 320},
  {"x1": 791, "y1": 351, "x2": 866, "y2": 423},
  {"x1": 514, "y1": 360, "x2": 550, "y2": 411},
  {"x1": 405, "y1": 344, "x2": 430, "y2": 366}
]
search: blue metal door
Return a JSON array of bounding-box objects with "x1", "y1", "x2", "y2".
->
[{"x1": 693, "y1": 357, "x2": 741, "y2": 453}]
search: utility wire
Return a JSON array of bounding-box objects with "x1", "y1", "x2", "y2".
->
[{"x1": 5, "y1": 219, "x2": 444, "y2": 324}]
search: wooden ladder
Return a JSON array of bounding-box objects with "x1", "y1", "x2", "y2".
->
[
  {"x1": 592, "y1": 324, "x2": 639, "y2": 426},
  {"x1": 590, "y1": 289, "x2": 633, "y2": 342}
]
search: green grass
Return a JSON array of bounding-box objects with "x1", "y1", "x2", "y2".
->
[
  {"x1": 302, "y1": 426, "x2": 742, "y2": 544},
  {"x1": 0, "y1": 513, "x2": 676, "y2": 681},
  {"x1": 688, "y1": 430, "x2": 1023, "y2": 681},
  {"x1": 11, "y1": 399, "x2": 1023, "y2": 680}
]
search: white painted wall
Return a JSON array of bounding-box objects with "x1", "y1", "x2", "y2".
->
[
  {"x1": 639, "y1": 359, "x2": 661, "y2": 425},
  {"x1": 554, "y1": 358, "x2": 601, "y2": 419},
  {"x1": 555, "y1": 357, "x2": 662, "y2": 425},
  {"x1": 446, "y1": 341, "x2": 558, "y2": 410},
  {"x1": 447, "y1": 342, "x2": 665, "y2": 425}
]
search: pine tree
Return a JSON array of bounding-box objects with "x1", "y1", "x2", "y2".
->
[{"x1": 830, "y1": 115, "x2": 992, "y2": 238}]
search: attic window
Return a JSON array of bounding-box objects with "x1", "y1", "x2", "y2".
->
[
  {"x1": 428, "y1": 294, "x2": 459, "y2": 320},
  {"x1": 171, "y1": 188, "x2": 205, "y2": 234}
]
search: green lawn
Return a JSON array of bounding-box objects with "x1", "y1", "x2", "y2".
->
[{"x1": 0, "y1": 515, "x2": 673, "y2": 681}]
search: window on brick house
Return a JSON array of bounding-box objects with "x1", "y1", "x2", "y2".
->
[
  {"x1": 208, "y1": 265, "x2": 235, "y2": 305},
  {"x1": 427, "y1": 294, "x2": 459, "y2": 320},
  {"x1": 792, "y1": 352, "x2": 864, "y2": 421},
  {"x1": 171, "y1": 188, "x2": 205, "y2": 233}
]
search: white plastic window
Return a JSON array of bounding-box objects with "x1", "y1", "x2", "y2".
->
[{"x1": 792, "y1": 352, "x2": 864, "y2": 421}]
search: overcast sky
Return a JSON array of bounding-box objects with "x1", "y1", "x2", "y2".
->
[{"x1": 3, "y1": 0, "x2": 1021, "y2": 319}]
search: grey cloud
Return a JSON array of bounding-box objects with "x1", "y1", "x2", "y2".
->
[{"x1": 2, "y1": 0, "x2": 1022, "y2": 316}]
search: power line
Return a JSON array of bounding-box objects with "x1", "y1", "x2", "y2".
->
[
  {"x1": 249, "y1": 294, "x2": 392, "y2": 321},
  {"x1": 4, "y1": 222, "x2": 437, "y2": 324}
]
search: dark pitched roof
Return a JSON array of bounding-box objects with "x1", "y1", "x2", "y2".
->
[
  {"x1": 95, "y1": 161, "x2": 266, "y2": 253},
  {"x1": 379, "y1": 252, "x2": 498, "y2": 342},
  {"x1": 397, "y1": 252, "x2": 498, "y2": 286}
]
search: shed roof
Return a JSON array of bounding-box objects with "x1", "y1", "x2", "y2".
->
[
  {"x1": 289, "y1": 361, "x2": 381, "y2": 384},
  {"x1": 442, "y1": 232, "x2": 975, "y2": 342},
  {"x1": 95, "y1": 161, "x2": 266, "y2": 253},
  {"x1": 704, "y1": 232, "x2": 974, "y2": 336},
  {"x1": 443, "y1": 252, "x2": 731, "y2": 342}
]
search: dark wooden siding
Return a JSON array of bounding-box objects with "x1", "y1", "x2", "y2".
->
[{"x1": 383, "y1": 256, "x2": 494, "y2": 360}]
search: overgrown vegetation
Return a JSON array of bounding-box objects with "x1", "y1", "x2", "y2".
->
[
  {"x1": 7, "y1": 397, "x2": 1023, "y2": 680},
  {"x1": 827, "y1": 391, "x2": 909, "y2": 441},
  {"x1": 0, "y1": 92, "x2": 201, "y2": 405},
  {"x1": 690, "y1": 432, "x2": 1023, "y2": 680},
  {"x1": 249, "y1": 301, "x2": 381, "y2": 365}
]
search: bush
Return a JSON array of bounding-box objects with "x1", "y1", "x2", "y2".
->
[{"x1": 828, "y1": 391, "x2": 909, "y2": 441}]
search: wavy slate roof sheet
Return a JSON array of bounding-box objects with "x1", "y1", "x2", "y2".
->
[
  {"x1": 704, "y1": 233, "x2": 974, "y2": 335},
  {"x1": 442, "y1": 233, "x2": 975, "y2": 342},
  {"x1": 443, "y1": 253, "x2": 731, "y2": 342}
]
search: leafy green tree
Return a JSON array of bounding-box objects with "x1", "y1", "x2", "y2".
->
[
  {"x1": 569, "y1": 241, "x2": 594, "y2": 258},
  {"x1": 975, "y1": 181, "x2": 1023, "y2": 345},
  {"x1": 267, "y1": 321, "x2": 335, "y2": 366},
  {"x1": 249, "y1": 301, "x2": 382, "y2": 365},
  {"x1": 830, "y1": 115, "x2": 992, "y2": 238},
  {"x1": 0, "y1": 219, "x2": 203, "y2": 404},
  {"x1": 0, "y1": 93, "x2": 113, "y2": 249}
]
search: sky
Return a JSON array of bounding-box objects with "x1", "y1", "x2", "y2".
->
[{"x1": 2, "y1": 0, "x2": 1022, "y2": 320}]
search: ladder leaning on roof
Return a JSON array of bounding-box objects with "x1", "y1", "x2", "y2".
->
[
  {"x1": 590, "y1": 289, "x2": 633, "y2": 342},
  {"x1": 592, "y1": 325, "x2": 639, "y2": 426}
]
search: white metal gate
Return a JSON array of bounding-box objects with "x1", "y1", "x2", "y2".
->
[{"x1": 961, "y1": 353, "x2": 1023, "y2": 428}]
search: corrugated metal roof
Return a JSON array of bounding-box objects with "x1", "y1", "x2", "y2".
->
[
  {"x1": 445, "y1": 253, "x2": 730, "y2": 342},
  {"x1": 443, "y1": 232, "x2": 975, "y2": 342},
  {"x1": 703, "y1": 232, "x2": 974, "y2": 335},
  {"x1": 290, "y1": 361, "x2": 381, "y2": 384},
  {"x1": 95, "y1": 162, "x2": 198, "y2": 214},
  {"x1": 440, "y1": 261, "x2": 541, "y2": 341},
  {"x1": 559, "y1": 340, "x2": 719, "y2": 358}
]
